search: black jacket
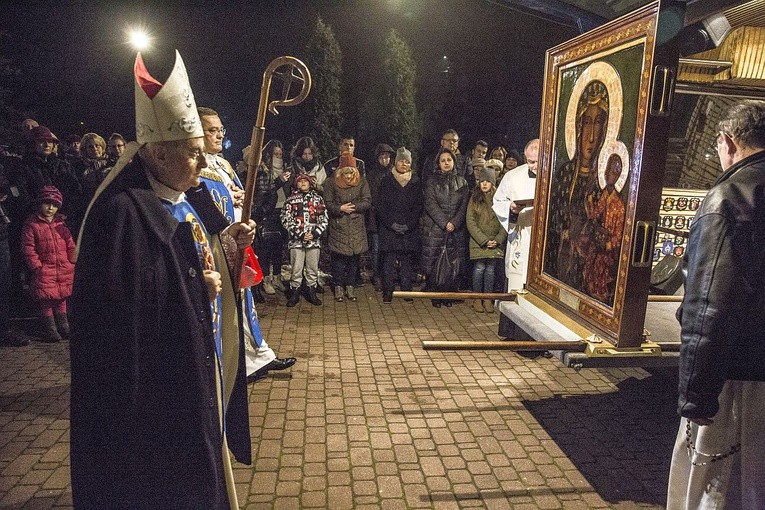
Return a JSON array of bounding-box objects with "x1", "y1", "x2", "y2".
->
[
  {"x1": 70, "y1": 158, "x2": 250, "y2": 509},
  {"x1": 677, "y1": 150, "x2": 765, "y2": 419},
  {"x1": 376, "y1": 171, "x2": 423, "y2": 252},
  {"x1": 420, "y1": 169, "x2": 469, "y2": 277}
]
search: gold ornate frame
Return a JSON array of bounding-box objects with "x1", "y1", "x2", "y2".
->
[{"x1": 527, "y1": 1, "x2": 675, "y2": 347}]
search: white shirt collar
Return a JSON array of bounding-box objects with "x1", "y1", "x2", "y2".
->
[{"x1": 145, "y1": 167, "x2": 186, "y2": 204}]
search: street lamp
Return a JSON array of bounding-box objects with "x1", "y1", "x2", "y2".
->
[{"x1": 127, "y1": 28, "x2": 151, "y2": 52}]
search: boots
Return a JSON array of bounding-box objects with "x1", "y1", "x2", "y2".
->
[
  {"x1": 53, "y1": 311, "x2": 70, "y2": 338},
  {"x1": 483, "y1": 299, "x2": 495, "y2": 313},
  {"x1": 286, "y1": 287, "x2": 300, "y2": 307},
  {"x1": 263, "y1": 275, "x2": 276, "y2": 295},
  {"x1": 306, "y1": 286, "x2": 322, "y2": 306},
  {"x1": 334, "y1": 286, "x2": 344, "y2": 302},
  {"x1": 472, "y1": 299, "x2": 484, "y2": 313},
  {"x1": 345, "y1": 285, "x2": 357, "y2": 302},
  {"x1": 252, "y1": 284, "x2": 266, "y2": 303},
  {"x1": 39, "y1": 315, "x2": 62, "y2": 343}
]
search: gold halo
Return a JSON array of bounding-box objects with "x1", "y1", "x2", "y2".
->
[
  {"x1": 597, "y1": 140, "x2": 630, "y2": 193},
  {"x1": 564, "y1": 61, "x2": 623, "y2": 160}
]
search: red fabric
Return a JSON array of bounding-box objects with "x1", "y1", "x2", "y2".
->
[
  {"x1": 134, "y1": 52, "x2": 163, "y2": 99},
  {"x1": 240, "y1": 245, "x2": 263, "y2": 288},
  {"x1": 21, "y1": 214, "x2": 76, "y2": 301}
]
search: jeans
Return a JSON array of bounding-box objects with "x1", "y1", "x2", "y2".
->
[
  {"x1": 290, "y1": 247, "x2": 320, "y2": 288},
  {"x1": 369, "y1": 233, "x2": 380, "y2": 277},
  {"x1": 382, "y1": 251, "x2": 415, "y2": 293},
  {"x1": 472, "y1": 258, "x2": 499, "y2": 293},
  {"x1": 331, "y1": 253, "x2": 360, "y2": 287}
]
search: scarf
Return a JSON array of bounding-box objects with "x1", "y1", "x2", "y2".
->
[
  {"x1": 335, "y1": 166, "x2": 360, "y2": 189},
  {"x1": 272, "y1": 156, "x2": 284, "y2": 172},
  {"x1": 392, "y1": 167, "x2": 412, "y2": 187}
]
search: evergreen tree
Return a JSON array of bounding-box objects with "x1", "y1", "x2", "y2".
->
[
  {"x1": 304, "y1": 18, "x2": 342, "y2": 163},
  {"x1": 364, "y1": 29, "x2": 422, "y2": 163}
]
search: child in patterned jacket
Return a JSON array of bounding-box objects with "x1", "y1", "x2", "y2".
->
[{"x1": 281, "y1": 174, "x2": 328, "y2": 307}]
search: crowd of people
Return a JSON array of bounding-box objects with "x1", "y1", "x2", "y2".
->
[
  {"x1": 0, "y1": 111, "x2": 533, "y2": 347},
  {"x1": 247, "y1": 128, "x2": 528, "y2": 309},
  {"x1": 0, "y1": 121, "x2": 128, "y2": 346}
]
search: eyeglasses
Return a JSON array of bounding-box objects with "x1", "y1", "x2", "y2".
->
[
  {"x1": 442, "y1": 137, "x2": 459, "y2": 144},
  {"x1": 205, "y1": 127, "x2": 226, "y2": 136}
]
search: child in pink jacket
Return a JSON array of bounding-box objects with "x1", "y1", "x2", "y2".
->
[{"x1": 21, "y1": 186, "x2": 75, "y2": 342}]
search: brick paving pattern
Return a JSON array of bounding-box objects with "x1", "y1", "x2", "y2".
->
[{"x1": 1, "y1": 285, "x2": 680, "y2": 509}]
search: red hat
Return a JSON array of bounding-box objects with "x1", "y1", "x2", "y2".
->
[
  {"x1": 31, "y1": 126, "x2": 59, "y2": 143},
  {"x1": 294, "y1": 173, "x2": 315, "y2": 188},
  {"x1": 338, "y1": 151, "x2": 356, "y2": 169},
  {"x1": 36, "y1": 185, "x2": 63, "y2": 206}
]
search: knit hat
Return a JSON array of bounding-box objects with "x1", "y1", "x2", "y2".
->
[
  {"x1": 294, "y1": 173, "x2": 315, "y2": 188},
  {"x1": 478, "y1": 166, "x2": 496, "y2": 186},
  {"x1": 338, "y1": 151, "x2": 357, "y2": 169},
  {"x1": 36, "y1": 185, "x2": 63, "y2": 206},
  {"x1": 31, "y1": 126, "x2": 59, "y2": 143},
  {"x1": 66, "y1": 134, "x2": 81, "y2": 144},
  {"x1": 395, "y1": 147, "x2": 412, "y2": 163}
]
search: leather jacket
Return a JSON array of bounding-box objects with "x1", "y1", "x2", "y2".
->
[{"x1": 677, "y1": 150, "x2": 765, "y2": 419}]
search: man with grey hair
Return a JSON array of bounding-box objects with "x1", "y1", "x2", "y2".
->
[
  {"x1": 70, "y1": 51, "x2": 255, "y2": 509},
  {"x1": 667, "y1": 100, "x2": 765, "y2": 509}
]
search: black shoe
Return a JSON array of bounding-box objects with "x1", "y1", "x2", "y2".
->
[
  {"x1": 444, "y1": 300, "x2": 453, "y2": 308},
  {"x1": 431, "y1": 299, "x2": 441, "y2": 308},
  {"x1": 306, "y1": 286, "x2": 322, "y2": 306},
  {"x1": 252, "y1": 357, "x2": 297, "y2": 380},
  {"x1": 404, "y1": 298, "x2": 414, "y2": 302},
  {"x1": 383, "y1": 291, "x2": 393, "y2": 304},
  {"x1": 286, "y1": 289, "x2": 300, "y2": 307}
]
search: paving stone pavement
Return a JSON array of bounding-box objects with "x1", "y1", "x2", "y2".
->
[{"x1": 1, "y1": 285, "x2": 680, "y2": 509}]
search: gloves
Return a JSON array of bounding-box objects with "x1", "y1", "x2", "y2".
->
[{"x1": 391, "y1": 222, "x2": 408, "y2": 234}]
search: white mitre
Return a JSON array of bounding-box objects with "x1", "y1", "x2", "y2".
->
[
  {"x1": 76, "y1": 50, "x2": 203, "y2": 258},
  {"x1": 134, "y1": 49, "x2": 203, "y2": 143}
]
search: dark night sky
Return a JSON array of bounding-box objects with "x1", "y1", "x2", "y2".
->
[{"x1": 1, "y1": 0, "x2": 578, "y2": 162}]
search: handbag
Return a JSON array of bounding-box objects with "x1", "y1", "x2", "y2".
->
[{"x1": 432, "y1": 234, "x2": 461, "y2": 289}]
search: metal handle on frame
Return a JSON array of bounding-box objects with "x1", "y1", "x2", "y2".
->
[
  {"x1": 650, "y1": 65, "x2": 675, "y2": 117},
  {"x1": 631, "y1": 221, "x2": 656, "y2": 267}
]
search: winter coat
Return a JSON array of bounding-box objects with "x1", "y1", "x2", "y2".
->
[
  {"x1": 281, "y1": 189, "x2": 328, "y2": 249},
  {"x1": 19, "y1": 153, "x2": 83, "y2": 225},
  {"x1": 21, "y1": 212, "x2": 75, "y2": 301},
  {"x1": 366, "y1": 161, "x2": 392, "y2": 233},
  {"x1": 466, "y1": 189, "x2": 507, "y2": 260},
  {"x1": 376, "y1": 171, "x2": 423, "y2": 252},
  {"x1": 324, "y1": 175, "x2": 372, "y2": 256},
  {"x1": 420, "y1": 168, "x2": 469, "y2": 276},
  {"x1": 252, "y1": 163, "x2": 286, "y2": 241},
  {"x1": 69, "y1": 158, "x2": 251, "y2": 509},
  {"x1": 677, "y1": 150, "x2": 765, "y2": 419}
]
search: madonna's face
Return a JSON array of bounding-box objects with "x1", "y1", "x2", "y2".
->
[{"x1": 579, "y1": 104, "x2": 607, "y2": 166}]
